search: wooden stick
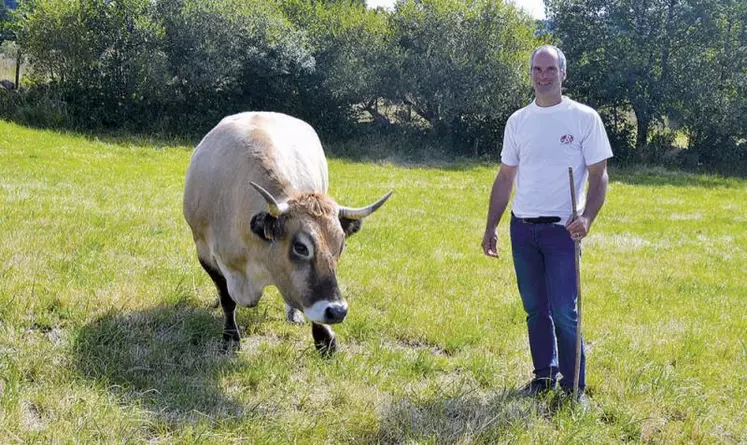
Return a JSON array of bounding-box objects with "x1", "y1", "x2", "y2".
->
[{"x1": 568, "y1": 167, "x2": 582, "y2": 397}]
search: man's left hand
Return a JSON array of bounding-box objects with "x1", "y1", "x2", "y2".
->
[{"x1": 565, "y1": 215, "x2": 590, "y2": 241}]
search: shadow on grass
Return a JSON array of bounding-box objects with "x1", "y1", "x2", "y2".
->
[
  {"x1": 10, "y1": 118, "x2": 743, "y2": 180},
  {"x1": 373, "y1": 387, "x2": 578, "y2": 443},
  {"x1": 2, "y1": 117, "x2": 198, "y2": 151},
  {"x1": 610, "y1": 166, "x2": 746, "y2": 188},
  {"x1": 79, "y1": 131, "x2": 196, "y2": 151},
  {"x1": 72, "y1": 299, "x2": 248, "y2": 423},
  {"x1": 324, "y1": 132, "x2": 493, "y2": 172}
]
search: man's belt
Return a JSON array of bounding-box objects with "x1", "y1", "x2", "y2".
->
[{"x1": 512, "y1": 212, "x2": 561, "y2": 224}]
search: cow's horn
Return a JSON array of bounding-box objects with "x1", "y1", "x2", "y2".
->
[
  {"x1": 250, "y1": 182, "x2": 289, "y2": 217},
  {"x1": 338, "y1": 191, "x2": 393, "y2": 220}
]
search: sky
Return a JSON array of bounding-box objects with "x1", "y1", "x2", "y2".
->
[{"x1": 366, "y1": 0, "x2": 546, "y2": 20}]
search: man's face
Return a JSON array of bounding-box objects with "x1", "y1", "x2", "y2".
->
[{"x1": 531, "y1": 50, "x2": 565, "y2": 97}]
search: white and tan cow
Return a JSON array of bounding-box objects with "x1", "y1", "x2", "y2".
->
[{"x1": 183, "y1": 112, "x2": 390, "y2": 354}]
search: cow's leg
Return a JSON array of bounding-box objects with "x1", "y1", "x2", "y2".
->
[
  {"x1": 199, "y1": 258, "x2": 240, "y2": 348},
  {"x1": 311, "y1": 323, "x2": 337, "y2": 357},
  {"x1": 286, "y1": 304, "x2": 305, "y2": 324}
]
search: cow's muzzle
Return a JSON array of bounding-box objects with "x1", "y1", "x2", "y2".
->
[
  {"x1": 304, "y1": 300, "x2": 348, "y2": 324},
  {"x1": 324, "y1": 304, "x2": 348, "y2": 324}
]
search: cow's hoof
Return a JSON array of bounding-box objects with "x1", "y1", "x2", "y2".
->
[
  {"x1": 221, "y1": 330, "x2": 241, "y2": 353},
  {"x1": 311, "y1": 323, "x2": 337, "y2": 358},
  {"x1": 315, "y1": 335, "x2": 337, "y2": 358}
]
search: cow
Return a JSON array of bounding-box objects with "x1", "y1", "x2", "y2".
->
[{"x1": 183, "y1": 112, "x2": 391, "y2": 355}]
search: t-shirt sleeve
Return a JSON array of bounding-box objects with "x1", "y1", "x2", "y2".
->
[
  {"x1": 582, "y1": 112, "x2": 614, "y2": 165},
  {"x1": 500, "y1": 118, "x2": 519, "y2": 166}
]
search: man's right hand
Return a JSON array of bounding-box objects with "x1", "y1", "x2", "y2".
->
[
  {"x1": 482, "y1": 230, "x2": 499, "y2": 258},
  {"x1": 482, "y1": 163, "x2": 516, "y2": 259}
]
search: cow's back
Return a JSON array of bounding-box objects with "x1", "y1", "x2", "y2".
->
[{"x1": 183, "y1": 112, "x2": 328, "y2": 259}]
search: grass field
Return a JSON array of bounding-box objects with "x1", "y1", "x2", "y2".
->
[{"x1": 1, "y1": 121, "x2": 745, "y2": 443}]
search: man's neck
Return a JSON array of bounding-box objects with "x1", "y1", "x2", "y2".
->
[{"x1": 535, "y1": 94, "x2": 563, "y2": 107}]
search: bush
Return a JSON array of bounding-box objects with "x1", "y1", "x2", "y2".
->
[
  {"x1": 144, "y1": 0, "x2": 315, "y2": 136},
  {"x1": 280, "y1": 0, "x2": 392, "y2": 139},
  {"x1": 0, "y1": 84, "x2": 72, "y2": 128},
  {"x1": 641, "y1": 131, "x2": 676, "y2": 165},
  {"x1": 10, "y1": 0, "x2": 550, "y2": 160},
  {"x1": 387, "y1": 0, "x2": 538, "y2": 154},
  {"x1": 16, "y1": 0, "x2": 316, "y2": 135}
]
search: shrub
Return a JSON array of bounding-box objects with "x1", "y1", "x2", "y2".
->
[{"x1": 387, "y1": 0, "x2": 538, "y2": 154}]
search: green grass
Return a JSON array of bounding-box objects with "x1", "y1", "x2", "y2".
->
[{"x1": 1, "y1": 121, "x2": 745, "y2": 443}]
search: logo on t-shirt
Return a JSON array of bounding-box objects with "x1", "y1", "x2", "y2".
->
[{"x1": 560, "y1": 134, "x2": 574, "y2": 144}]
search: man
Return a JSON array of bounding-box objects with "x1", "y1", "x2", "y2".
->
[{"x1": 481, "y1": 45, "x2": 612, "y2": 401}]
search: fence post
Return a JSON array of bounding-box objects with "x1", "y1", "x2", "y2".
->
[{"x1": 14, "y1": 48, "x2": 21, "y2": 89}]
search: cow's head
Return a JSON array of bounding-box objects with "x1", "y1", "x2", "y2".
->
[{"x1": 249, "y1": 182, "x2": 391, "y2": 325}]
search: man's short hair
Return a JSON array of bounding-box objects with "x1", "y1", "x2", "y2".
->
[{"x1": 530, "y1": 45, "x2": 567, "y2": 73}]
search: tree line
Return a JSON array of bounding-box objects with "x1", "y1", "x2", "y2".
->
[
  {"x1": 0, "y1": 0, "x2": 744, "y2": 169},
  {"x1": 548, "y1": 0, "x2": 746, "y2": 168}
]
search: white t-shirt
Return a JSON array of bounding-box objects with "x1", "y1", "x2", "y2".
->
[{"x1": 501, "y1": 96, "x2": 613, "y2": 222}]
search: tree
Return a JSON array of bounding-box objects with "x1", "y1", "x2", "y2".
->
[
  {"x1": 0, "y1": 2, "x2": 21, "y2": 88},
  {"x1": 280, "y1": 0, "x2": 393, "y2": 136},
  {"x1": 17, "y1": 0, "x2": 315, "y2": 133},
  {"x1": 0, "y1": 3, "x2": 14, "y2": 44},
  {"x1": 18, "y1": 0, "x2": 166, "y2": 127},
  {"x1": 388, "y1": 0, "x2": 539, "y2": 152},
  {"x1": 547, "y1": 0, "x2": 746, "y2": 168},
  {"x1": 668, "y1": 0, "x2": 746, "y2": 166},
  {"x1": 156, "y1": 0, "x2": 315, "y2": 133},
  {"x1": 547, "y1": 0, "x2": 685, "y2": 151}
]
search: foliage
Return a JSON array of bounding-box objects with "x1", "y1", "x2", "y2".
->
[
  {"x1": 154, "y1": 0, "x2": 315, "y2": 135},
  {"x1": 15, "y1": 0, "x2": 315, "y2": 135},
  {"x1": 0, "y1": 1, "x2": 21, "y2": 87},
  {"x1": 598, "y1": 106, "x2": 637, "y2": 165},
  {"x1": 7, "y1": 0, "x2": 541, "y2": 150},
  {"x1": 18, "y1": 0, "x2": 167, "y2": 128},
  {"x1": 0, "y1": 2, "x2": 15, "y2": 44},
  {"x1": 547, "y1": 0, "x2": 747, "y2": 170},
  {"x1": 671, "y1": 0, "x2": 747, "y2": 168},
  {"x1": 280, "y1": 0, "x2": 392, "y2": 137},
  {"x1": 388, "y1": 0, "x2": 538, "y2": 154},
  {"x1": 2, "y1": 0, "x2": 744, "y2": 167},
  {"x1": 0, "y1": 84, "x2": 70, "y2": 127}
]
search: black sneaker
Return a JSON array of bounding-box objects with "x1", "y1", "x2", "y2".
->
[{"x1": 520, "y1": 377, "x2": 556, "y2": 396}]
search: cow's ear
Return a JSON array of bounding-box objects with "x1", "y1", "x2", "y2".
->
[
  {"x1": 251, "y1": 212, "x2": 284, "y2": 241},
  {"x1": 339, "y1": 217, "x2": 363, "y2": 238},
  {"x1": 250, "y1": 212, "x2": 272, "y2": 241}
]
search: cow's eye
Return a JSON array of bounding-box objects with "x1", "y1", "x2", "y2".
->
[{"x1": 293, "y1": 242, "x2": 310, "y2": 257}]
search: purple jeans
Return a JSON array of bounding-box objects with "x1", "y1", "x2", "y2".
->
[{"x1": 510, "y1": 215, "x2": 585, "y2": 390}]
